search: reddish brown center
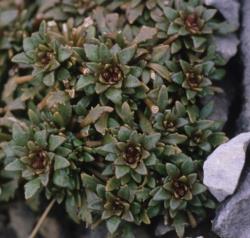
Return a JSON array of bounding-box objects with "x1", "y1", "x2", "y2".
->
[
  {"x1": 101, "y1": 65, "x2": 122, "y2": 85},
  {"x1": 111, "y1": 199, "x2": 124, "y2": 212},
  {"x1": 163, "y1": 119, "x2": 175, "y2": 130},
  {"x1": 185, "y1": 13, "x2": 200, "y2": 33},
  {"x1": 124, "y1": 144, "x2": 141, "y2": 165},
  {"x1": 193, "y1": 132, "x2": 202, "y2": 144},
  {"x1": 38, "y1": 51, "x2": 53, "y2": 66},
  {"x1": 186, "y1": 72, "x2": 203, "y2": 88},
  {"x1": 31, "y1": 150, "x2": 48, "y2": 170},
  {"x1": 172, "y1": 181, "x2": 188, "y2": 198}
]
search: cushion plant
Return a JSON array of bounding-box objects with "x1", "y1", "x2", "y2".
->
[{"x1": 0, "y1": 0, "x2": 233, "y2": 237}]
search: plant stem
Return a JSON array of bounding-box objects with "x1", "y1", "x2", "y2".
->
[
  {"x1": 144, "y1": 98, "x2": 159, "y2": 114},
  {"x1": 163, "y1": 33, "x2": 179, "y2": 45},
  {"x1": 28, "y1": 199, "x2": 56, "y2": 238},
  {"x1": 14, "y1": 75, "x2": 33, "y2": 84}
]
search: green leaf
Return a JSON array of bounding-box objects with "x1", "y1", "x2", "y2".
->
[
  {"x1": 181, "y1": 158, "x2": 194, "y2": 175},
  {"x1": 203, "y1": 9, "x2": 217, "y2": 21},
  {"x1": 53, "y1": 170, "x2": 70, "y2": 188},
  {"x1": 115, "y1": 165, "x2": 130, "y2": 178},
  {"x1": 76, "y1": 75, "x2": 95, "y2": 91},
  {"x1": 39, "y1": 21, "x2": 47, "y2": 36},
  {"x1": 34, "y1": 130, "x2": 48, "y2": 147},
  {"x1": 164, "y1": 133, "x2": 187, "y2": 145},
  {"x1": 84, "y1": 44, "x2": 99, "y2": 62},
  {"x1": 49, "y1": 135, "x2": 66, "y2": 151},
  {"x1": 54, "y1": 155, "x2": 70, "y2": 170},
  {"x1": 117, "y1": 45, "x2": 136, "y2": 64},
  {"x1": 98, "y1": 43, "x2": 112, "y2": 62},
  {"x1": 172, "y1": 72, "x2": 184, "y2": 85},
  {"x1": 166, "y1": 163, "x2": 180, "y2": 179},
  {"x1": 28, "y1": 109, "x2": 40, "y2": 124},
  {"x1": 106, "y1": 177, "x2": 120, "y2": 191},
  {"x1": 138, "y1": 112, "x2": 153, "y2": 134},
  {"x1": 105, "y1": 88, "x2": 122, "y2": 104},
  {"x1": 106, "y1": 217, "x2": 121, "y2": 234},
  {"x1": 192, "y1": 36, "x2": 207, "y2": 49},
  {"x1": 171, "y1": 39, "x2": 182, "y2": 54},
  {"x1": 192, "y1": 183, "x2": 207, "y2": 195},
  {"x1": 157, "y1": 85, "x2": 168, "y2": 112},
  {"x1": 153, "y1": 188, "x2": 170, "y2": 201},
  {"x1": 81, "y1": 173, "x2": 99, "y2": 191},
  {"x1": 24, "y1": 178, "x2": 41, "y2": 199},
  {"x1": 0, "y1": 180, "x2": 18, "y2": 202},
  {"x1": 5, "y1": 159, "x2": 24, "y2": 171},
  {"x1": 43, "y1": 72, "x2": 55, "y2": 87},
  {"x1": 12, "y1": 124, "x2": 29, "y2": 146},
  {"x1": 56, "y1": 67, "x2": 70, "y2": 81},
  {"x1": 124, "y1": 75, "x2": 141, "y2": 88},
  {"x1": 143, "y1": 133, "x2": 161, "y2": 150},
  {"x1": 208, "y1": 133, "x2": 228, "y2": 147},
  {"x1": 163, "y1": 7, "x2": 178, "y2": 21},
  {"x1": 80, "y1": 105, "x2": 113, "y2": 127},
  {"x1": 12, "y1": 52, "x2": 32, "y2": 64},
  {"x1": 170, "y1": 198, "x2": 182, "y2": 210},
  {"x1": 148, "y1": 63, "x2": 171, "y2": 81},
  {"x1": 200, "y1": 101, "x2": 214, "y2": 119},
  {"x1": 168, "y1": 23, "x2": 179, "y2": 35},
  {"x1": 23, "y1": 37, "x2": 35, "y2": 51},
  {"x1": 97, "y1": 143, "x2": 117, "y2": 154},
  {"x1": 58, "y1": 46, "x2": 72, "y2": 62},
  {"x1": 118, "y1": 126, "x2": 131, "y2": 141},
  {"x1": 187, "y1": 105, "x2": 199, "y2": 123},
  {"x1": 135, "y1": 161, "x2": 147, "y2": 175},
  {"x1": 118, "y1": 186, "x2": 130, "y2": 201},
  {"x1": 133, "y1": 26, "x2": 158, "y2": 44}
]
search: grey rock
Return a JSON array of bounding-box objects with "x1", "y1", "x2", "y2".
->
[
  {"x1": 203, "y1": 133, "x2": 250, "y2": 202},
  {"x1": 204, "y1": 0, "x2": 240, "y2": 28},
  {"x1": 204, "y1": 0, "x2": 240, "y2": 62},
  {"x1": 8, "y1": 202, "x2": 36, "y2": 238},
  {"x1": 40, "y1": 217, "x2": 62, "y2": 238},
  {"x1": 205, "y1": 91, "x2": 229, "y2": 124},
  {"x1": 213, "y1": 34, "x2": 239, "y2": 63},
  {"x1": 238, "y1": 0, "x2": 250, "y2": 133},
  {"x1": 212, "y1": 171, "x2": 250, "y2": 238}
]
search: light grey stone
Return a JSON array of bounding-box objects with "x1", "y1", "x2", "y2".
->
[
  {"x1": 212, "y1": 171, "x2": 250, "y2": 238},
  {"x1": 204, "y1": 0, "x2": 240, "y2": 28},
  {"x1": 203, "y1": 133, "x2": 250, "y2": 202},
  {"x1": 204, "y1": 91, "x2": 229, "y2": 124},
  {"x1": 204, "y1": 0, "x2": 240, "y2": 62},
  {"x1": 213, "y1": 34, "x2": 239, "y2": 63},
  {"x1": 237, "y1": 0, "x2": 250, "y2": 133}
]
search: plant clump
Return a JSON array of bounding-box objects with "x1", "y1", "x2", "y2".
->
[{"x1": 0, "y1": 0, "x2": 233, "y2": 237}]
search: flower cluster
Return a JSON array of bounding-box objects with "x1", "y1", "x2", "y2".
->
[{"x1": 0, "y1": 0, "x2": 232, "y2": 237}]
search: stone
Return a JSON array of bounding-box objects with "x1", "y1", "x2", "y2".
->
[
  {"x1": 40, "y1": 217, "x2": 62, "y2": 238},
  {"x1": 204, "y1": 91, "x2": 229, "y2": 124},
  {"x1": 204, "y1": 0, "x2": 240, "y2": 62},
  {"x1": 8, "y1": 202, "x2": 36, "y2": 238},
  {"x1": 203, "y1": 133, "x2": 250, "y2": 202},
  {"x1": 204, "y1": 0, "x2": 240, "y2": 28},
  {"x1": 237, "y1": 0, "x2": 250, "y2": 133},
  {"x1": 212, "y1": 171, "x2": 250, "y2": 238},
  {"x1": 213, "y1": 34, "x2": 239, "y2": 63}
]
